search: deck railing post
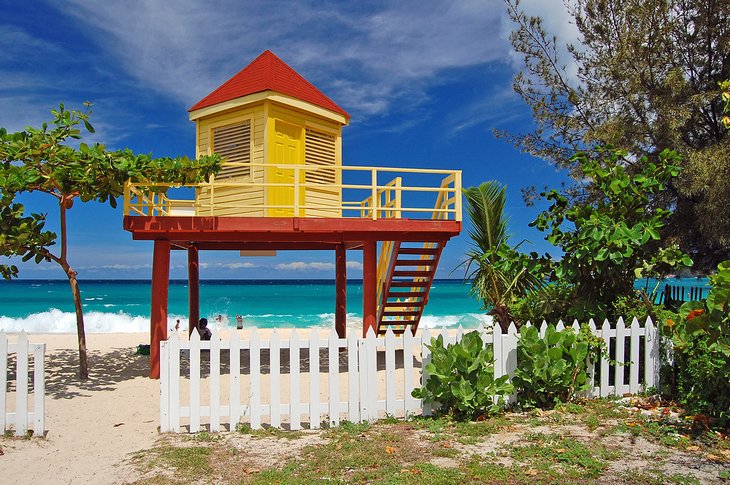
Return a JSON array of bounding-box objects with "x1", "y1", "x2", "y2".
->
[
  {"x1": 294, "y1": 165, "x2": 301, "y2": 216},
  {"x1": 454, "y1": 171, "x2": 462, "y2": 222},
  {"x1": 371, "y1": 169, "x2": 378, "y2": 220},
  {"x1": 209, "y1": 174, "x2": 215, "y2": 216},
  {"x1": 123, "y1": 180, "x2": 131, "y2": 215}
]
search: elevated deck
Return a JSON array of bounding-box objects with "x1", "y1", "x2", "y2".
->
[
  {"x1": 123, "y1": 163, "x2": 462, "y2": 222},
  {"x1": 124, "y1": 163, "x2": 461, "y2": 377}
]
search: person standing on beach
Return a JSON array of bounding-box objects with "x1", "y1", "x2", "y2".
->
[
  {"x1": 236, "y1": 314, "x2": 244, "y2": 329},
  {"x1": 198, "y1": 318, "x2": 212, "y2": 340}
]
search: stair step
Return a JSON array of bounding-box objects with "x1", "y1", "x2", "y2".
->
[
  {"x1": 382, "y1": 310, "x2": 421, "y2": 317},
  {"x1": 397, "y1": 247, "x2": 440, "y2": 255},
  {"x1": 378, "y1": 321, "x2": 417, "y2": 327},
  {"x1": 387, "y1": 291, "x2": 426, "y2": 298},
  {"x1": 395, "y1": 259, "x2": 435, "y2": 266},
  {"x1": 383, "y1": 301, "x2": 424, "y2": 308},
  {"x1": 393, "y1": 270, "x2": 433, "y2": 277},
  {"x1": 389, "y1": 281, "x2": 429, "y2": 287}
]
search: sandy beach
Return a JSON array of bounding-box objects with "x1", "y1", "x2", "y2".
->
[
  {"x1": 2, "y1": 332, "x2": 164, "y2": 484},
  {"x1": 1, "y1": 328, "x2": 397, "y2": 484}
]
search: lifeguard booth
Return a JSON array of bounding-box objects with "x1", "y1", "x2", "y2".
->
[{"x1": 123, "y1": 51, "x2": 462, "y2": 377}]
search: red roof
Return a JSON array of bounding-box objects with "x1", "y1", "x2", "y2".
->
[{"x1": 189, "y1": 50, "x2": 349, "y2": 120}]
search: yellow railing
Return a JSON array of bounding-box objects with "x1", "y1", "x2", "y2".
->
[
  {"x1": 376, "y1": 240, "x2": 396, "y2": 306},
  {"x1": 374, "y1": 172, "x2": 459, "y2": 316},
  {"x1": 124, "y1": 162, "x2": 462, "y2": 222},
  {"x1": 124, "y1": 183, "x2": 173, "y2": 216}
]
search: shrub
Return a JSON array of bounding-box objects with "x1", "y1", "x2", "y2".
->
[
  {"x1": 663, "y1": 260, "x2": 730, "y2": 425},
  {"x1": 671, "y1": 334, "x2": 730, "y2": 425},
  {"x1": 412, "y1": 331, "x2": 513, "y2": 420},
  {"x1": 611, "y1": 294, "x2": 675, "y2": 325},
  {"x1": 529, "y1": 147, "x2": 691, "y2": 321},
  {"x1": 511, "y1": 325, "x2": 593, "y2": 409},
  {"x1": 511, "y1": 282, "x2": 574, "y2": 325}
]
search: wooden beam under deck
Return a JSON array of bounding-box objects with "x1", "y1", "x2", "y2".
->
[
  {"x1": 170, "y1": 241, "x2": 364, "y2": 251},
  {"x1": 150, "y1": 240, "x2": 170, "y2": 379},
  {"x1": 124, "y1": 216, "x2": 461, "y2": 245}
]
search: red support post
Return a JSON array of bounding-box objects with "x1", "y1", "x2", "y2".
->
[
  {"x1": 362, "y1": 241, "x2": 377, "y2": 337},
  {"x1": 335, "y1": 244, "x2": 347, "y2": 338},
  {"x1": 188, "y1": 245, "x2": 200, "y2": 337},
  {"x1": 150, "y1": 240, "x2": 171, "y2": 379}
]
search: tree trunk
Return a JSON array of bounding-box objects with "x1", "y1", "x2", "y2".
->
[
  {"x1": 58, "y1": 195, "x2": 89, "y2": 380},
  {"x1": 65, "y1": 266, "x2": 89, "y2": 380},
  {"x1": 489, "y1": 304, "x2": 514, "y2": 333}
]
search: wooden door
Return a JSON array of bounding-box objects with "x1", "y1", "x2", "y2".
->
[{"x1": 268, "y1": 120, "x2": 304, "y2": 216}]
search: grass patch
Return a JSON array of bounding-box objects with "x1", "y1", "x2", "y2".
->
[
  {"x1": 507, "y1": 432, "x2": 619, "y2": 480},
  {"x1": 235, "y1": 422, "x2": 303, "y2": 440},
  {"x1": 127, "y1": 400, "x2": 726, "y2": 484},
  {"x1": 618, "y1": 468, "x2": 704, "y2": 485},
  {"x1": 615, "y1": 412, "x2": 728, "y2": 452},
  {"x1": 131, "y1": 445, "x2": 212, "y2": 480}
]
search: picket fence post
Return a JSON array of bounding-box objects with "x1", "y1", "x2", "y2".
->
[
  {"x1": 644, "y1": 317, "x2": 658, "y2": 390},
  {"x1": 0, "y1": 332, "x2": 7, "y2": 433},
  {"x1": 365, "y1": 328, "x2": 378, "y2": 421},
  {"x1": 308, "y1": 330, "x2": 320, "y2": 428},
  {"x1": 384, "y1": 329, "x2": 396, "y2": 416},
  {"x1": 403, "y1": 328, "x2": 417, "y2": 415},
  {"x1": 420, "y1": 328, "x2": 432, "y2": 416},
  {"x1": 629, "y1": 318, "x2": 641, "y2": 394},
  {"x1": 169, "y1": 332, "x2": 181, "y2": 432},
  {"x1": 250, "y1": 329, "x2": 261, "y2": 429},
  {"x1": 270, "y1": 330, "x2": 282, "y2": 429},
  {"x1": 229, "y1": 331, "x2": 241, "y2": 431},
  {"x1": 210, "y1": 331, "x2": 221, "y2": 432},
  {"x1": 347, "y1": 331, "x2": 359, "y2": 423},
  {"x1": 290, "y1": 330, "x2": 302, "y2": 430},
  {"x1": 160, "y1": 339, "x2": 170, "y2": 432},
  {"x1": 328, "y1": 330, "x2": 339, "y2": 427}
]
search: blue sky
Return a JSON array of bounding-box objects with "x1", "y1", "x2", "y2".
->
[{"x1": 1, "y1": 0, "x2": 574, "y2": 280}]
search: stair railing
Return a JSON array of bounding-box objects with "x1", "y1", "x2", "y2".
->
[{"x1": 376, "y1": 240, "x2": 397, "y2": 312}]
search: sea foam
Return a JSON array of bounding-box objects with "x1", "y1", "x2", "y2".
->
[
  {"x1": 0, "y1": 309, "x2": 187, "y2": 334},
  {"x1": 0, "y1": 309, "x2": 492, "y2": 334}
]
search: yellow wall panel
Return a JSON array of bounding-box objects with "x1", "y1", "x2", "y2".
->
[{"x1": 193, "y1": 97, "x2": 344, "y2": 217}]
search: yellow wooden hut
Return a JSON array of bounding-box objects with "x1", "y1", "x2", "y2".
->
[{"x1": 188, "y1": 50, "x2": 349, "y2": 218}]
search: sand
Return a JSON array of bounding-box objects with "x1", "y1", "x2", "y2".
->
[
  {"x1": 1, "y1": 328, "x2": 387, "y2": 484},
  {"x1": 1, "y1": 333, "x2": 163, "y2": 484}
]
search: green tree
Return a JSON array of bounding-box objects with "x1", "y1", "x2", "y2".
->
[
  {"x1": 0, "y1": 105, "x2": 220, "y2": 379},
  {"x1": 502, "y1": 0, "x2": 730, "y2": 270},
  {"x1": 462, "y1": 181, "x2": 544, "y2": 331},
  {"x1": 530, "y1": 147, "x2": 692, "y2": 320}
]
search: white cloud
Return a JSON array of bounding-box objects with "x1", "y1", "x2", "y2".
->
[
  {"x1": 86, "y1": 264, "x2": 152, "y2": 271},
  {"x1": 213, "y1": 262, "x2": 257, "y2": 270},
  {"x1": 57, "y1": 0, "x2": 508, "y2": 118},
  {"x1": 275, "y1": 261, "x2": 335, "y2": 271},
  {"x1": 346, "y1": 261, "x2": 363, "y2": 271}
]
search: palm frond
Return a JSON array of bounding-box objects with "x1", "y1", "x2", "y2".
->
[{"x1": 463, "y1": 182, "x2": 507, "y2": 257}]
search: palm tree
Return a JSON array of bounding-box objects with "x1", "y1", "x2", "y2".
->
[{"x1": 463, "y1": 181, "x2": 543, "y2": 332}]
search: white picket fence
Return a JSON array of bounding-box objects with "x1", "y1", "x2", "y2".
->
[
  {"x1": 160, "y1": 317, "x2": 660, "y2": 433},
  {"x1": 1, "y1": 332, "x2": 46, "y2": 437},
  {"x1": 493, "y1": 317, "x2": 661, "y2": 398}
]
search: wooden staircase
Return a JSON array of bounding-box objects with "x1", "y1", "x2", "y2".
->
[{"x1": 375, "y1": 240, "x2": 446, "y2": 335}]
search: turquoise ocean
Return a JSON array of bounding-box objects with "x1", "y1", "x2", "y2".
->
[{"x1": 0, "y1": 278, "x2": 710, "y2": 334}]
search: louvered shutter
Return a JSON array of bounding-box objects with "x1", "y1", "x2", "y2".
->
[
  {"x1": 213, "y1": 121, "x2": 251, "y2": 178},
  {"x1": 305, "y1": 129, "x2": 336, "y2": 184}
]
